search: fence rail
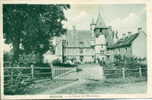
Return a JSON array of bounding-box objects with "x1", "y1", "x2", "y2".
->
[
  {"x1": 103, "y1": 67, "x2": 147, "y2": 78},
  {"x1": 4, "y1": 66, "x2": 147, "y2": 79},
  {"x1": 4, "y1": 66, "x2": 75, "y2": 79},
  {"x1": 4, "y1": 64, "x2": 147, "y2": 87},
  {"x1": 4, "y1": 65, "x2": 76, "y2": 87}
]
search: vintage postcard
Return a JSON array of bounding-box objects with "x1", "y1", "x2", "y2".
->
[{"x1": 1, "y1": 0, "x2": 152, "y2": 99}]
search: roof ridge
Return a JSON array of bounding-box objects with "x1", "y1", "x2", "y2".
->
[
  {"x1": 108, "y1": 33, "x2": 139, "y2": 49},
  {"x1": 95, "y1": 9, "x2": 106, "y2": 28}
]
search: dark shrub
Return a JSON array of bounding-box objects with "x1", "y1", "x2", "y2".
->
[
  {"x1": 4, "y1": 63, "x2": 33, "y2": 95},
  {"x1": 52, "y1": 59, "x2": 77, "y2": 67},
  {"x1": 52, "y1": 58, "x2": 61, "y2": 66},
  {"x1": 104, "y1": 54, "x2": 147, "y2": 78}
]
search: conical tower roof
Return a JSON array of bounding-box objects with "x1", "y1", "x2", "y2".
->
[
  {"x1": 95, "y1": 9, "x2": 107, "y2": 29},
  {"x1": 90, "y1": 18, "x2": 96, "y2": 25}
]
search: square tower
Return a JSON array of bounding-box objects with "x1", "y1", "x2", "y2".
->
[{"x1": 90, "y1": 10, "x2": 109, "y2": 63}]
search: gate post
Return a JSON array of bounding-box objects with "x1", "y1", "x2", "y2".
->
[
  {"x1": 122, "y1": 68, "x2": 126, "y2": 79},
  {"x1": 11, "y1": 69, "x2": 14, "y2": 85},
  {"x1": 50, "y1": 64, "x2": 54, "y2": 80},
  {"x1": 139, "y1": 67, "x2": 142, "y2": 77},
  {"x1": 31, "y1": 64, "x2": 34, "y2": 79}
]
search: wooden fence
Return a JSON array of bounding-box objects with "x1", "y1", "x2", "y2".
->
[
  {"x1": 103, "y1": 67, "x2": 147, "y2": 79},
  {"x1": 4, "y1": 66, "x2": 147, "y2": 81},
  {"x1": 4, "y1": 65, "x2": 77, "y2": 87}
]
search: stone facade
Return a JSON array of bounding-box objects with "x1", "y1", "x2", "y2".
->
[
  {"x1": 54, "y1": 10, "x2": 147, "y2": 64},
  {"x1": 107, "y1": 28, "x2": 147, "y2": 63}
]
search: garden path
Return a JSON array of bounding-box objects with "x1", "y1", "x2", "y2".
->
[
  {"x1": 40, "y1": 64, "x2": 104, "y2": 94},
  {"x1": 54, "y1": 64, "x2": 104, "y2": 80}
]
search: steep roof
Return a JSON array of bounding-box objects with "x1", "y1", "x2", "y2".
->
[
  {"x1": 66, "y1": 30, "x2": 92, "y2": 47},
  {"x1": 76, "y1": 30, "x2": 92, "y2": 41},
  {"x1": 95, "y1": 11, "x2": 107, "y2": 28},
  {"x1": 90, "y1": 18, "x2": 95, "y2": 25},
  {"x1": 107, "y1": 33, "x2": 139, "y2": 49}
]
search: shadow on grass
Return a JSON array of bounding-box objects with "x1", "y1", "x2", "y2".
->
[
  {"x1": 25, "y1": 80, "x2": 76, "y2": 94},
  {"x1": 104, "y1": 76, "x2": 147, "y2": 84},
  {"x1": 23, "y1": 77, "x2": 147, "y2": 94},
  {"x1": 77, "y1": 77, "x2": 147, "y2": 92}
]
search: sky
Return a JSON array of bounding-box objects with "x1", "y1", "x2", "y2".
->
[
  {"x1": 63, "y1": 4, "x2": 146, "y2": 37},
  {"x1": 3, "y1": 4, "x2": 146, "y2": 52}
]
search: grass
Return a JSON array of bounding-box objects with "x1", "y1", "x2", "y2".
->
[
  {"x1": 25, "y1": 79, "x2": 76, "y2": 94},
  {"x1": 56, "y1": 77, "x2": 147, "y2": 94},
  {"x1": 19, "y1": 77, "x2": 147, "y2": 94},
  {"x1": 104, "y1": 76, "x2": 146, "y2": 84}
]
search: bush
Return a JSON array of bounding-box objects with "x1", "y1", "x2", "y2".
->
[
  {"x1": 104, "y1": 54, "x2": 147, "y2": 78},
  {"x1": 4, "y1": 64, "x2": 33, "y2": 95},
  {"x1": 52, "y1": 58, "x2": 61, "y2": 66},
  {"x1": 4, "y1": 52, "x2": 40, "y2": 94},
  {"x1": 112, "y1": 54, "x2": 147, "y2": 69},
  {"x1": 34, "y1": 62, "x2": 50, "y2": 67},
  {"x1": 18, "y1": 52, "x2": 40, "y2": 66},
  {"x1": 52, "y1": 59, "x2": 77, "y2": 67}
]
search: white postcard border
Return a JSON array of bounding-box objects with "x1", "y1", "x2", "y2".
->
[{"x1": 1, "y1": 0, "x2": 152, "y2": 99}]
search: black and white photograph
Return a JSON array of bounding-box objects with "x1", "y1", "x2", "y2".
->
[{"x1": 1, "y1": 0, "x2": 152, "y2": 99}]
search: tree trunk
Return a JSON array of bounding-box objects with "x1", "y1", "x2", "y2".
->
[{"x1": 12, "y1": 40, "x2": 20, "y2": 64}]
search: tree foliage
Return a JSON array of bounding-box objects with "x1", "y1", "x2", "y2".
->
[
  {"x1": 3, "y1": 4, "x2": 70, "y2": 63},
  {"x1": 113, "y1": 54, "x2": 147, "y2": 69}
]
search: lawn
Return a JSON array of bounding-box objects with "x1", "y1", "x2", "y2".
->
[
  {"x1": 25, "y1": 79, "x2": 76, "y2": 94},
  {"x1": 56, "y1": 77, "x2": 147, "y2": 94},
  {"x1": 24, "y1": 76, "x2": 147, "y2": 94},
  {"x1": 22, "y1": 67, "x2": 147, "y2": 95}
]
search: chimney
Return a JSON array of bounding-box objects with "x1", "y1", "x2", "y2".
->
[
  {"x1": 72, "y1": 25, "x2": 77, "y2": 41},
  {"x1": 72, "y1": 25, "x2": 76, "y2": 31},
  {"x1": 108, "y1": 26, "x2": 112, "y2": 30},
  {"x1": 128, "y1": 32, "x2": 132, "y2": 36},
  {"x1": 122, "y1": 33, "x2": 126, "y2": 39},
  {"x1": 138, "y1": 27, "x2": 142, "y2": 33}
]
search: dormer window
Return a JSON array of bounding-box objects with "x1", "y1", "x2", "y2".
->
[
  {"x1": 66, "y1": 41, "x2": 68, "y2": 46},
  {"x1": 79, "y1": 41, "x2": 84, "y2": 45}
]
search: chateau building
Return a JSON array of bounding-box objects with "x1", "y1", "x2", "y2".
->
[
  {"x1": 55, "y1": 11, "x2": 147, "y2": 64},
  {"x1": 107, "y1": 28, "x2": 147, "y2": 63},
  {"x1": 55, "y1": 11, "x2": 115, "y2": 63}
]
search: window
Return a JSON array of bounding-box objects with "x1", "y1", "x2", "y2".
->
[
  {"x1": 100, "y1": 44, "x2": 106, "y2": 49},
  {"x1": 100, "y1": 50, "x2": 104, "y2": 54},
  {"x1": 107, "y1": 55, "x2": 110, "y2": 59},
  {"x1": 125, "y1": 48, "x2": 127, "y2": 52},
  {"x1": 101, "y1": 44, "x2": 104, "y2": 48},
  {"x1": 80, "y1": 49, "x2": 83, "y2": 53},
  {"x1": 118, "y1": 49, "x2": 120, "y2": 53},
  {"x1": 79, "y1": 41, "x2": 84, "y2": 45}
]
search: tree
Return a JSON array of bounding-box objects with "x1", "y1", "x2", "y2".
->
[{"x1": 3, "y1": 4, "x2": 70, "y2": 63}]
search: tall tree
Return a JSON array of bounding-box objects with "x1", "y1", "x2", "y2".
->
[{"x1": 3, "y1": 4, "x2": 70, "y2": 63}]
